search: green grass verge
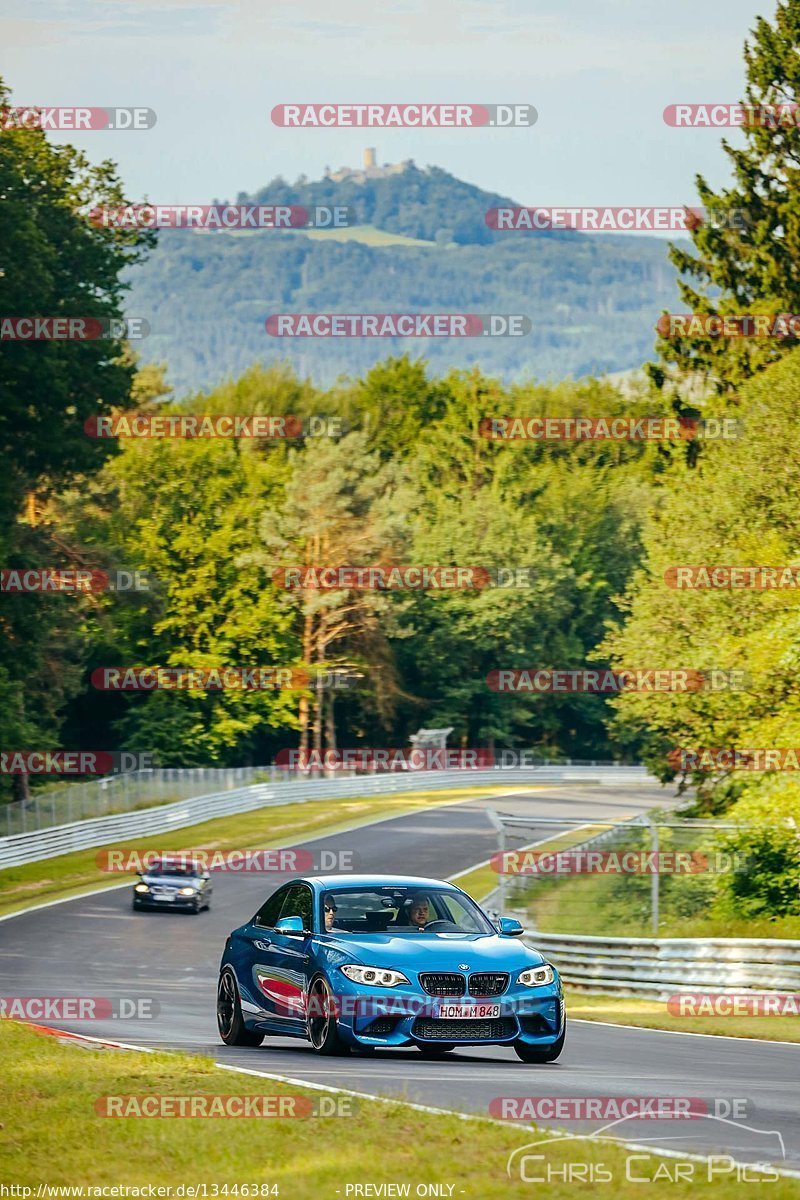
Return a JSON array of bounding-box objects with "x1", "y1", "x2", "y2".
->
[
  {"x1": 3, "y1": 1022, "x2": 795, "y2": 1195},
  {"x1": 566, "y1": 989, "x2": 800, "y2": 1043},
  {"x1": 452, "y1": 825, "x2": 607, "y2": 903},
  {"x1": 524, "y1": 866, "x2": 800, "y2": 940},
  {"x1": 0, "y1": 786, "x2": 537, "y2": 919}
]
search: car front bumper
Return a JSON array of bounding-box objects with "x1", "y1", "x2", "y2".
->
[
  {"x1": 133, "y1": 891, "x2": 201, "y2": 909},
  {"x1": 333, "y1": 980, "x2": 564, "y2": 1048}
]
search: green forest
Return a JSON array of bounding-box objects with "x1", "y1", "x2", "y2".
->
[
  {"x1": 126, "y1": 171, "x2": 680, "y2": 394},
  {"x1": 126, "y1": 222, "x2": 681, "y2": 393},
  {"x1": 3, "y1": 0, "x2": 800, "y2": 925}
]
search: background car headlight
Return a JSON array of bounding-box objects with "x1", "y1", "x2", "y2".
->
[
  {"x1": 134, "y1": 883, "x2": 150, "y2": 893},
  {"x1": 179, "y1": 886, "x2": 197, "y2": 896},
  {"x1": 340, "y1": 965, "x2": 409, "y2": 987},
  {"x1": 518, "y1": 964, "x2": 555, "y2": 987}
]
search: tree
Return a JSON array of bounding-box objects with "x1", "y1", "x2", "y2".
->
[
  {"x1": 0, "y1": 77, "x2": 153, "y2": 539},
  {"x1": 251, "y1": 431, "x2": 406, "y2": 753},
  {"x1": 652, "y1": 1, "x2": 800, "y2": 393},
  {"x1": 0, "y1": 77, "x2": 152, "y2": 799},
  {"x1": 393, "y1": 369, "x2": 657, "y2": 755},
  {"x1": 602, "y1": 347, "x2": 800, "y2": 820},
  {"x1": 78, "y1": 369, "x2": 306, "y2": 766}
]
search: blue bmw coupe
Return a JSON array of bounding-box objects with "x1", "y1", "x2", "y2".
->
[{"x1": 216, "y1": 874, "x2": 565, "y2": 1061}]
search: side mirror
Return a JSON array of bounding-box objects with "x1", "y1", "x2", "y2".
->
[
  {"x1": 274, "y1": 916, "x2": 306, "y2": 936},
  {"x1": 498, "y1": 917, "x2": 524, "y2": 937}
]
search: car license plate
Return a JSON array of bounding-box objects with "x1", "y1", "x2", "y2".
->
[
  {"x1": 437, "y1": 1003, "x2": 500, "y2": 1019},
  {"x1": 153, "y1": 894, "x2": 174, "y2": 901}
]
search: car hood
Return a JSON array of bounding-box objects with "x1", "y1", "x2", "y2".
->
[{"x1": 320, "y1": 931, "x2": 546, "y2": 970}]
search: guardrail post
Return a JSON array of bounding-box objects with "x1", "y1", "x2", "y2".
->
[
  {"x1": 650, "y1": 818, "x2": 659, "y2": 935},
  {"x1": 486, "y1": 808, "x2": 506, "y2": 917}
]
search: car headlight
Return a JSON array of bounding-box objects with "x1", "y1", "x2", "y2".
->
[
  {"x1": 340, "y1": 965, "x2": 409, "y2": 987},
  {"x1": 518, "y1": 964, "x2": 555, "y2": 987},
  {"x1": 179, "y1": 886, "x2": 197, "y2": 896},
  {"x1": 134, "y1": 883, "x2": 150, "y2": 893}
]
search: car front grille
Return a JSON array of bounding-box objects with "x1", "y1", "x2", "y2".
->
[
  {"x1": 419, "y1": 973, "x2": 465, "y2": 996},
  {"x1": 468, "y1": 973, "x2": 509, "y2": 997},
  {"x1": 413, "y1": 1017, "x2": 517, "y2": 1042}
]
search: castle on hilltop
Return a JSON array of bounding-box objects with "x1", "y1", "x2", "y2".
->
[{"x1": 324, "y1": 148, "x2": 414, "y2": 184}]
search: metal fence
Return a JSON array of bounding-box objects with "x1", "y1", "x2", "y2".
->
[
  {"x1": 0, "y1": 766, "x2": 281, "y2": 836},
  {"x1": 523, "y1": 931, "x2": 800, "y2": 998},
  {"x1": 484, "y1": 808, "x2": 791, "y2": 937},
  {"x1": 0, "y1": 765, "x2": 655, "y2": 869},
  {"x1": 0, "y1": 760, "x2": 651, "y2": 837}
]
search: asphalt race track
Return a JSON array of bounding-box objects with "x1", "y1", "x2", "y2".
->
[{"x1": 2, "y1": 785, "x2": 799, "y2": 1172}]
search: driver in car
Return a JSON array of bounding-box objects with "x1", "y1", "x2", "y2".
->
[
  {"x1": 323, "y1": 894, "x2": 346, "y2": 933},
  {"x1": 408, "y1": 895, "x2": 430, "y2": 929}
]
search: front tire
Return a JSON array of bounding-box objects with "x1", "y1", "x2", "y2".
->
[
  {"x1": 514, "y1": 1021, "x2": 566, "y2": 1063},
  {"x1": 307, "y1": 976, "x2": 350, "y2": 1056},
  {"x1": 217, "y1": 968, "x2": 264, "y2": 1047}
]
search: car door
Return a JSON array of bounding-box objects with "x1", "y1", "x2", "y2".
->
[
  {"x1": 246, "y1": 884, "x2": 313, "y2": 1034},
  {"x1": 230, "y1": 885, "x2": 289, "y2": 1027}
]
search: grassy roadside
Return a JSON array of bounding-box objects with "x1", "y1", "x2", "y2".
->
[
  {"x1": 0, "y1": 786, "x2": 534, "y2": 919},
  {"x1": 528, "y1": 870, "x2": 800, "y2": 939},
  {"x1": 2, "y1": 1021, "x2": 795, "y2": 1195},
  {"x1": 451, "y1": 825, "x2": 607, "y2": 903},
  {"x1": 454, "y1": 846, "x2": 800, "y2": 1045},
  {"x1": 566, "y1": 989, "x2": 800, "y2": 1043}
]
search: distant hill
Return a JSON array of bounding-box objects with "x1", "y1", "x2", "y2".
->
[{"x1": 125, "y1": 163, "x2": 682, "y2": 395}]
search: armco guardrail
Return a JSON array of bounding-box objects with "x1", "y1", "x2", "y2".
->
[
  {"x1": 525, "y1": 931, "x2": 800, "y2": 998},
  {"x1": 1, "y1": 760, "x2": 648, "y2": 836},
  {"x1": 0, "y1": 765, "x2": 654, "y2": 869}
]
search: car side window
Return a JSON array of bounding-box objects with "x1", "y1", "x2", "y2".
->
[
  {"x1": 254, "y1": 887, "x2": 288, "y2": 928},
  {"x1": 278, "y1": 884, "x2": 313, "y2": 930}
]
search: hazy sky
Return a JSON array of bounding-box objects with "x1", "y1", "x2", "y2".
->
[{"x1": 2, "y1": 0, "x2": 774, "y2": 223}]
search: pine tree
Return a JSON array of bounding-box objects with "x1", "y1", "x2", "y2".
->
[{"x1": 652, "y1": 0, "x2": 800, "y2": 394}]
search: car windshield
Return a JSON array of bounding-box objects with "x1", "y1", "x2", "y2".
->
[
  {"x1": 146, "y1": 862, "x2": 198, "y2": 877},
  {"x1": 321, "y1": 886, "x2": 494, "y2": 934}
]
